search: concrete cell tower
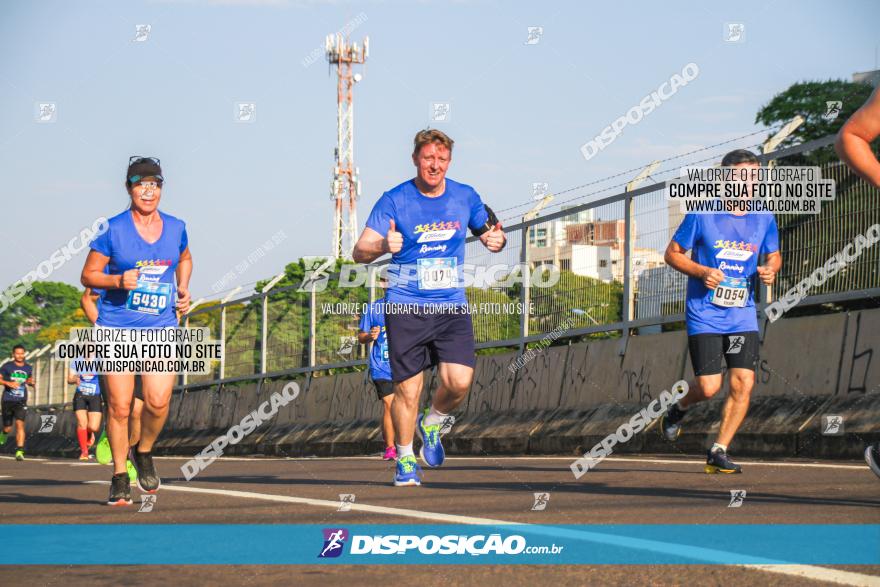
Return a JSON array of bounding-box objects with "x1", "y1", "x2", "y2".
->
[{"x1": 325, "y1": 33, "x2": 368, "y2": 260}]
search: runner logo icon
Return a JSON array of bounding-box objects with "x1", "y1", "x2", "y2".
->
[
  {"x1": 319, "y1": 528, "x2": 349, "y2": 558},
  {"x1": 38, "y1": 415, "x2": 56, "y2": 433},
  {"x1": 728, "y1": 490, "x2": 747, "y2": 507},
  {"x1": 822, "y1": 415, "x2": 844, "y2": 436},
  {"x1": 726, "y1": 336, "x2": 745, "y2": 354},
  {"x1": 531, "y1": 492, "x2": 550, "y2": 511}
]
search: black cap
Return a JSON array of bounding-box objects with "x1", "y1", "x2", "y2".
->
[{"x1": 127, "y1": 157, "x2": 164, "y2": 183}]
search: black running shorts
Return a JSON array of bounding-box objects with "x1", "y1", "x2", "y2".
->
[
  {"x1": 73, "y1": 392, "x2": 103, "y2": 413},
  {"x1": 688, "y1": 331, "x2": 759, "y2": 376},
  {"x1": 384, "y1": 305, "x2": 476, "y2": 382},
  {"x1": 98, "y1": 375, "x2": 143, "y2": 401},
  {"x1": 133, "y1": 375, "x2": 144, "y2": 402},
  {"x1": 1, "y1": 402, "x2": 27, "y2": 427},
  {"x1": 372, "y1": 378, "x2": 394, "y2": 400}
]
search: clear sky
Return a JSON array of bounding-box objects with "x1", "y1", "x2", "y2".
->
[{"x1": 2, "y1": 0, "x2": 878, "y2": 300}]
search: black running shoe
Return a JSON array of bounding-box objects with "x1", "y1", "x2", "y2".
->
[
  {"x1": 659, "y1": 403, "x2": 685, "y2": 442},
  {"x1": 705, "y1": 448, "x2": 742, "y2": 474},
  {"x1": 865, "y1": 443, "x2": 880, "y2": 480},
  {"x1": 107, "y1": 472, "x2": 132, "y2": 506},
  {"x1": 129, "y1": 445, "x2": 161, "y2": 493}
]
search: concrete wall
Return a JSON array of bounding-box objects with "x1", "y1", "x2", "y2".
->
[{"x1": 9, "y1": 308, "x2": 880, "y2": 460}]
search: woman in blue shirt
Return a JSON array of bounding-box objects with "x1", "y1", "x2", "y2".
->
[{"x1": 80, "y1": 156, "x2": 192, "y2": 505}]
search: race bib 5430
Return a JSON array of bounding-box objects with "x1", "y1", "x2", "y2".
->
[{"x1": 126, "y1": 281, "x2": 172, "y2": 315}]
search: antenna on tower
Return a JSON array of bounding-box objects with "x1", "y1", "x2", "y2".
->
[{"x1": 326, "y1": 32, "x2": 368, "y2": 260}]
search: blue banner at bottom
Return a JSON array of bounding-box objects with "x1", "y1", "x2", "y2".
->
[{"x1": 4, "y1": 525, "x2": 879, "y2": 565}]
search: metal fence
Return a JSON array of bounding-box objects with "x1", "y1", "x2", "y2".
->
[{"x1": 27, "y1": 134, "x2": 880, "y2": 401}]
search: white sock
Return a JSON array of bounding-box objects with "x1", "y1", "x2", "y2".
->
[
  {"x1": 396, "y1": 443, "x2": 414, "y2": 458},
  {"x1": 424, "y1": 406, "x2": 449, "y2": 428},
  {"x1": 711, "y1": 442, "x2": 727, "y2": 454}
]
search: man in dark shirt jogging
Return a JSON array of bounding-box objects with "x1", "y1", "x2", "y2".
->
[{"x1": 1, "y1": 344, "x2": 35, "y2": 461}]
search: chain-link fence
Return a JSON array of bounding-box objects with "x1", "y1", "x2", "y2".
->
[{"x1": 24, "y1": 134, "x2": 880, "y2": 401}]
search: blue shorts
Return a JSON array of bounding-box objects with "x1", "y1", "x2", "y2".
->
[{"x1": 384, "y1": 305, "x2": 476, "y2": 382}]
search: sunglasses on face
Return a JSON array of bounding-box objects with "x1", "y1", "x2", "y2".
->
[
  {"x1": 129, "y1": 155, "x2": 160, "y2": 166},
  {"x1": 135, "y1": 181, "x2": 162, "y2": 189}
]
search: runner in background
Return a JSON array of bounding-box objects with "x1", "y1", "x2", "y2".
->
[
  {"x1": 67, "y1": 357, "x2": 103, "y2": 460},
  {"x1": 82, "y1": 287, "x2": 139, "y2": 481},
  {"x1": 835, "y1": 86, "x2": 880, "y2": 480},
  {"x1": 358, "y1": 275, "x2": 395, "y2": 461},
  {"x1": 660, "y1": 149, "x2": 781, "y2": 474},
  {"x1": 0, "y1": 344, "x2": 34, "y2": 461}
]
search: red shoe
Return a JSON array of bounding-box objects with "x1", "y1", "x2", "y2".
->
[{"x1": 383, "y1": 446, "x2": 397, "y2": 461}]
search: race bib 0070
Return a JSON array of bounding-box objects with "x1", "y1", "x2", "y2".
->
[{"x1": 417, "y1": 258, "x2": 457, "y2": 290}]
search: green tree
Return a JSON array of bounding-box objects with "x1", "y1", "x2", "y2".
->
[
  {"x1": 0, "y1": 281, "x2": 82, "y2": 357},
  {"x1": 755, "y1": 79, "x2": 875, "y2": 164},
  {"x1": 529, "y1": 271, "x2": 623, "y2": 340}
]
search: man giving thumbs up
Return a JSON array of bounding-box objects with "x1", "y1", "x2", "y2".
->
[{"x1": 353, "y1": 129, "x2": 505, "y2": 488}]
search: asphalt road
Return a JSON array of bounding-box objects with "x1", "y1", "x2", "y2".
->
[{"x1": 1, "y1": 453, "x2": 878, "y2": 586}]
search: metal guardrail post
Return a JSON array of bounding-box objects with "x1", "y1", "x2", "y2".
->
[
  {"x1": 261, "y1": 292, "x2": 269, "y2": 374},
  {"x1": 32, "y1": 357, "x2": 41, "y2": 406},
  {"x1": 620, "y1": 191, "x2": 634, "y2": 355},
  {"x1": 219, "y1": 305, "x2": 227, "y2": 380},
  {"x1": 182, "y1": 315, "x2": 190, "y2": 386},
  {"x1": 47, "y1": 355, "x2": 54, "y2": 406},
  {"x1": 309, "y1": 281, "x2": 317, "y2": 368},
  {"x1": 259, "y1": 272, "x2": 286, "y2": 375},
  {"x1": 519, "y1": 226, "x2": 530, "y2": 356},
  {"x1": 62, "y1": 360, "x2": 69, "y2": 404}
]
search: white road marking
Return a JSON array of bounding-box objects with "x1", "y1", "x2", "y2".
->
[
  {"x1": 144, "y1": 455, "x2": 869, "y2": 471},
  {"x1": 0, "y1": 455, "x2": 46, "y2": 461},
  {"x1": 585, "y1": 456, "x2": 868, "y2": 471},
  {"x1": 0, "y1": 475, "x2": 11, "y2": 478},
  {"x1": 743, "y1": 565, "x2": 880, "y2": 586},
  {"x1": 83, "y1": 480, "x2": 880, "y2": 586},
  {"x1": 17, "y1": 454, "x2": 870, "y2": 476}
]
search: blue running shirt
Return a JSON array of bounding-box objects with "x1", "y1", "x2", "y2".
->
[
  {"x1": 365, "y1": 179, "x2": 489, "y2": 306},
  {"x1": 72, "y1": 359, "x2": 101, "y2": 396},
  {"x1": 1, "y1": 361, "x2": 32, "y2": 404},
  {"x1": 358, "y1": 298, "x2": 392, "y2": 381},
  {"x1": 90, "y1": 210, "x2": 188, "y2": 328},
  {"x1": 672, "y1": 212, "x2": 779, "y2": 335}
]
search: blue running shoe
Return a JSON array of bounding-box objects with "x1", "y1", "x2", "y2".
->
[
  {"x1": 417, "y1": 409, "x2": 445, "y2": 467},
  {"x1": 394, "y1": 455, "x2": 422, "y2": 487}
]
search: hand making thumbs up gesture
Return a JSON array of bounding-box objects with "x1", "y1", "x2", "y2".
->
[
  {"x1": 384, "y1": 219, "x2": 403, "y2": 254},
  {"x1": 482, "y1": 222, "x2": 506, "y2": 252}
]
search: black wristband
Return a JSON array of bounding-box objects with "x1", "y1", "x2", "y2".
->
[{"x1": 471, "y1": 204, "x2": 500, "y2": 237}]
